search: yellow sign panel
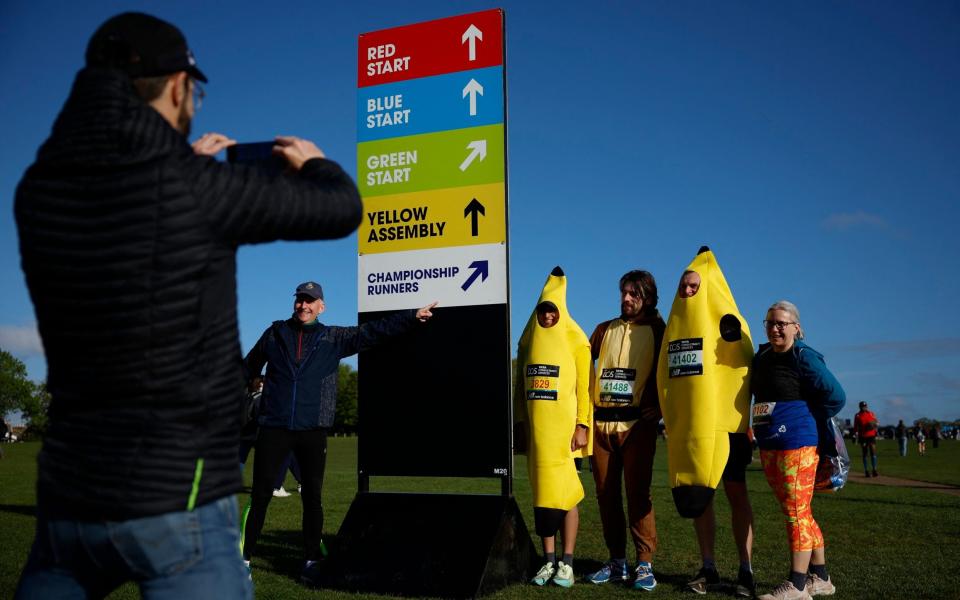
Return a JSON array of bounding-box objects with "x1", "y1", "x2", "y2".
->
[{"x1": 359, "y1": 183, "x2": 506, "y2": 254}]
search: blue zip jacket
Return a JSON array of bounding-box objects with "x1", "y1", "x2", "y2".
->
[
  {"x1": 245, "y1": 310, "x2": 416, "y2": 430},
  {"x1": 751, "y1": 340, "x2": 846, "y2": 450}
]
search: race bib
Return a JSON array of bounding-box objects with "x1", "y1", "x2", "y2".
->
[
  {"x1": 752, "y1": 402, "x2": 776, "y2": 426},
  {"x1": 526, "y1": 364, "x2": 559, "y2": 401},
  {"x1": 667, "y1": 338, "x2": 703, "y2": 377},
  {"x1": 598, "y1": 368, "x2": 636, "y2": 405}
]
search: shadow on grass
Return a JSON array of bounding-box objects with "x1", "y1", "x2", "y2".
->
[
  {"x1": 252, "y1": 529, "x2": 341, "y2": 582},
  {"x1": 823, "y1": 494, "x2": 952, "y2": 509},
  {"x1": 0, "y1": 504, "x2": 36, "y2": 518}
]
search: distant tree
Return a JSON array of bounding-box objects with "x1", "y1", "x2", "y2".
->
[
  {"x1": 335, "y1": 363, "x2": 358, "y2": 434},
  {"x1": 0, "y1": 349, "x2": 35, "y2": 420},
  {"x1": 19, "y1": 381, "x2": 51, "y2": 440}
]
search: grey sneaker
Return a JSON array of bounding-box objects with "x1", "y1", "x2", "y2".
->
[
  {"x1": 687, "y1": 567, "x2": 720, "y2": 594},
  {"x1": 805, "y1": 574, "x2": 835, "y2": 596},
  {"x1": 758, "y1": 581, "x2": 811, "y2": 600},
  {"x1": 736, "y1": 570, "x2": 756, "y2": 598}
]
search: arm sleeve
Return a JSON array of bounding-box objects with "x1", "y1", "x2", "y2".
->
[
  {"x1": 192, "y1": 155, "x2": 362, "y2": 245},
  {"x1": 243, "y1": 326, "x2": 272, "y2": 381},
  {"x1": 639, "y1": 317, "x2": 666, "y2": 419},
  {"x1": 799, "y1": 350, "x2": 846, "y2": 419},
  {"x1": 575, "y1": 342, "x2": 593, "y2": 428},
  {"x1": 332, "y1": 310, "x2": 418, "y2": 358}
]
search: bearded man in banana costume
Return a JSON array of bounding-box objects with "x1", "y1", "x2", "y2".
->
[{"x1": 515, "y1": 267, "x2": 592, "y2": 588}]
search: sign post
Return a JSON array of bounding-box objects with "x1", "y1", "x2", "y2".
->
[{"x1": 330, "y1": 10, "x2": 535, "y2": 597}]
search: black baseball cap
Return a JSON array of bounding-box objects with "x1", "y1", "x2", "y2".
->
[
  {"x1": 859, "y1": 401, "x2": 868, "y2": 408},
  {"x1": 86, "y1": 12, "x2": 207, "y2": 83},
  {"x1": 295, "y1": 282, "x2": 324, "y2": 300}
]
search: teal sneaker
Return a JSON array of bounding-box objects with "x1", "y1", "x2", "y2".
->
[
  {"x1": 531, "y1": 562, "x2": 556, "y2": 586},
  {"x1": 633, "y1": 561, "x2": 657, "y2": 591},
  {"x1": 587, "y1": 560, "x2": 630, "y2": 584},
  {"x1": 553, "y1": 561, "x2": 574, "y2": 588}
]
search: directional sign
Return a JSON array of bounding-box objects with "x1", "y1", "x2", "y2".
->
[
  {"x1": 358, "y1": 9, "x2": 503, "y2": 87},
  {"x1": 357, "y1": 9, "x2": 509, "y2": 485},
  {"x1": 358, "y1": 124, "x2": 504, "y2": 197},
  {"x1": 358, "y1": 243, "x2": 507, "y2": 312},
  {"x1": 359, "y1": 183, "x2": 505, "y2": 254},
  {"x1": 358, "y1": 67, "x2": 504, "y2": 142}
]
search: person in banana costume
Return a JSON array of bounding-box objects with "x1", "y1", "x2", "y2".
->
[
  {"x1": 657, "y1": 246, "x2": 754, "y2": 524},
  {"x1": 514, "y1": 266, "x2": 592, "y2": 588},
  {"x1": 666, "y1": 257, "x2": 757, "y2": 598}
]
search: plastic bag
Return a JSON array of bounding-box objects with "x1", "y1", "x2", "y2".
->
[{"x1": 815, "y1": 416, "x2": 849, "y2": 493}]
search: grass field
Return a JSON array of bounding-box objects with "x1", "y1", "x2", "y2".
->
[
  {"x1": 2, "y1": 438, "x2": 959, "y2": 599},
  {"x1": 848, "y1": 437, "x2": 960, "y2": 486}
]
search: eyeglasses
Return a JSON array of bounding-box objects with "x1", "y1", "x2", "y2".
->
[
  {"x1": 191, "y1": 80, "x2": 205, "y2": 110},
  {"x1": 763, "y1": 320, "x2": 797, "y2": 331}
]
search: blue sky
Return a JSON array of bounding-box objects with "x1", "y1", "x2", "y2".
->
[{"x1": 1, "y1": 1, "x2": 957, "y2": 426}]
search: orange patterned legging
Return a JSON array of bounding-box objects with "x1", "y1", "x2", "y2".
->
[{"x1": 760, "y1": 446, "x2": 824, "y2": 552}]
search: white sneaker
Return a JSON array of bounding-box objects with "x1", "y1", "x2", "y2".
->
[
  {"x1": 806, "y1": 574, "x2": 836, "y2": 596},
  {"x1": 531, "y1": 562, "x2": 556, "y2": 586},
  {"x1": 759, "y1": 580, "x2": 812, "y2": 600},
  {"x1": 553, "y1": 561, "x2": 574, "y2": 587},
  {"x1": 273, "y1": 487, "x2": 291, "y2": 497}
]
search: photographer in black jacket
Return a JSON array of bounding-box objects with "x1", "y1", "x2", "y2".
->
[
  {"x1": 241, "y1": 281, "x2": 436, "y2": 585},
  {"x1": 15, "y1": 12, "x2": 361, "y2": 599}
]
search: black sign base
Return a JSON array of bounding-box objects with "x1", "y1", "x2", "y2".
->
[{"x1": 328, "y1": 492, "x2": 537, "y2": 598}]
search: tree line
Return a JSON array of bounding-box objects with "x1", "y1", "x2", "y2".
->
[{"x1": 1, "y1": 347, "x2": 360, "y2": 439}]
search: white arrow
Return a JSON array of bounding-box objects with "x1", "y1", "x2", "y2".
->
[
  {"x1": 459, "y1": 140, "x2": 487, "y2": 172},
  {"x1": 462, "y1": 79, "x2": 484, "y2": 116},
  {"x1": 461, "y1": 24, "x2": 483, "y2": 61}
]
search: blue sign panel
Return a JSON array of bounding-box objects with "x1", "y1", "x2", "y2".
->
[{"x1": 358, "y1": 66, "x2": 504, "y2": 142}]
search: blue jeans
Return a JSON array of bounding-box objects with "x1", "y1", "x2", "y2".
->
[{"x1": 16, "y1": 495, "x2": 253, "y2": 600}]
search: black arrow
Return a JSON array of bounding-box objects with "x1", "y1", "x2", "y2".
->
[{"x1": 463, "y1": 198, "x2": 486, "y2": 236}]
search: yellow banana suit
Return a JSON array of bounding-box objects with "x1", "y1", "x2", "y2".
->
[
  {"x1": 515, "y1": 267, "x2": 592, "y2": 513},
  {"x1": 657, "y1": 247, "x2": 753, "y2": 518}
]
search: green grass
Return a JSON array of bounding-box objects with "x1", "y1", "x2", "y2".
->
[
  {"x1": 2, "y1": 439, "x2": 959, "y2": 599},
  {"x1": 847, "y1": 437, "x2": 960, "y2": 486}
]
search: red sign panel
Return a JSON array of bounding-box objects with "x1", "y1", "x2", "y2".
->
[{"x1": 358, "y1": 9, "x2": 504, "y2": 88}]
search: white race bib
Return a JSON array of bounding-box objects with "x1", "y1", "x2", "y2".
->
[{"x1": 752, "y1": 402, "x2": 776, "y2": 425}]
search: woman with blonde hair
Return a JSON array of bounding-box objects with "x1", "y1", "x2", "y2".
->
[{"x1": 751, "y1": 301, "x2": 845, "y2": 600}]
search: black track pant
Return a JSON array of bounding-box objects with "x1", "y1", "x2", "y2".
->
[{"x1": 243, "y1": 427, "x2": 328, "y2": 561}]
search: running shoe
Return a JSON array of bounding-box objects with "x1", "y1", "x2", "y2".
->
[
  {"x1": 586, "y1": 560, "x2": 629, "y2": 584},
  {"x1": 553, "y1": 561, "x2": 574, "y2": 588},
  {"x1": 633, "y1": 561, "x2": 657, "y2": 591},
  {"x1": 687, "y1": 567, "x2": 720, "y2": 594},
  {"x1": 759, "y1": 581, "x2": 811, "y2": 600},
  {"x1": 531, "y1": 562, "x2": 555, "y2": 586},
  {"x1": 805, "y1": 574, "x2": 836, "y2": 596}
]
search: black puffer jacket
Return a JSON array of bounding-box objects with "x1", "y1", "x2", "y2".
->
[{"x1": 15, "y1": 67, "x2": 362, "y2": 520}]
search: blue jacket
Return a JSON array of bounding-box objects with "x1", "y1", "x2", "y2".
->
[
  {"x1": 751, "y1": 340, "x2": 846, "y2": 450},
  {"x1": 245, "y1": 311, "x2": 416, "y2": 430}
]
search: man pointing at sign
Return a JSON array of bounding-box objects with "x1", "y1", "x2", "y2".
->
[{"x1": 241, "y1": 281, "x2": 436, "y2": 586}]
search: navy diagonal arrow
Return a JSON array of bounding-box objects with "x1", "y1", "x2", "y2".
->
[{"x1": 461, "y1": 260, "x2": 489, "y2": 291}]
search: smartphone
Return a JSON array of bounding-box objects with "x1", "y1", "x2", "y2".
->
[{"x1": 226, "y1": 142, "x2": 287, "y2": 176}]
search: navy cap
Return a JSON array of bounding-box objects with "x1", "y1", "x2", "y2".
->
[
  {"x1": 295, "y1": 281, "x2": 323, "y2": 300},
  {"x1": 86, "y1": 12, "x2": 208, "y2": 83}
]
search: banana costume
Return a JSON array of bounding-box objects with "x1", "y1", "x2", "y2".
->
[
  {"x1": 657, "y1": 247, "x2": 753, "y2": 518},
  {"x1": 515, "y1": 267, "x2": 592, "y2": 515}
]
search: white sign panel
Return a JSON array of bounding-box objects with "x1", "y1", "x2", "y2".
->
[{"x1": 358, "y1": 242, "x2": 507, "y2": 312}]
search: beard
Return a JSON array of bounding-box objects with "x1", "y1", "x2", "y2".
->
[{"x1": 176, "y1": 100, "x2": 192, "y2": 137}]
